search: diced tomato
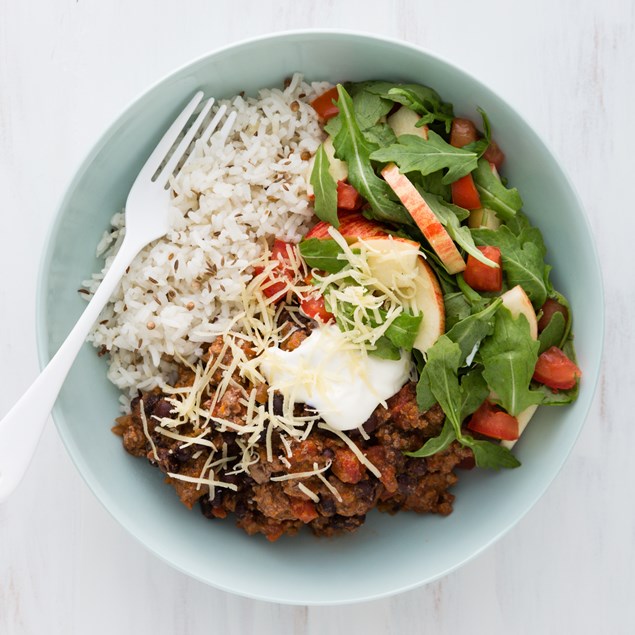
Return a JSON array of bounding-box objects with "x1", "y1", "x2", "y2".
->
[
  {"x1": 483, "y1": 140, "x2": 505, "y2": 170},
  {"x1": 253, "y1": 239, "x2": 295, "y2": 302},
  {"x1": 463, "y1": 246, "x2": 502, "y2": 292},
  {"x1": 451, "y1": 173, "x2": 481, "y2": 210},
  {"x1": 533, "y1": 346, "x2": 581, "y2": 390},
  {"x1": 450, "y1": 118, "x2": 478, "y2": 148},
  {"x1": 467, "y1": 400, "x2": 519, "y2": 441},
  {"x1": 336, "y1": 180, "x2": 362, "y2": 210},
  {"x1": 300, "y1": 292, "x2": 334, "y2": 323},
  {"x1": 331, "y1": 448, "x2": 365, "y2": 484},
  {"x1": 537, "y1": 298, "x2": 569, "y2": 332},
  {"x1": 289, "y1": 498, "x2": 319, "y2": 524},
  {"x1": 310, "y1": 86, "x2": 340, "y2": 120}
]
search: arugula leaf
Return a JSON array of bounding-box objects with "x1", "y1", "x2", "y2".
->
[
  {"x1": 380, "y1": 84, "x2": 454, "y2": 133},
  {"x1": 423, "y1": 337, "x2": 464, "y2": 430},
  {"x1": 310, "y1": 144, "x2": 338, "y2": 227},
  {"x1": 405, "y1": 419, "x2": 456, "y2": 458},
  {"x1": 414, "y1": 335, "x2": 520, "y2": 469},
  {"x1": 419, "y1": 171, "x2": 452, "y2": 202},
  {"x1": 324, "y1": 81, "x2": 394, "y2": 144},
  {"x1": 370, "y1": 131, "x2": 478, "y2": 184},
  {"x1": 444, "y1": 298, "x2": 502, "y2": 366},
  {"x1": 299, "y1": 239, "x2": 350, "y2": 273},
  {"x1": 472, "y1": 225, "x2": 549, "y2": 307},
  {"x1": 383, "y1": 311, "x2": 423, "y2": 351},
  {"x1": 538, "y1": 310, "x2": 566, "y2": 354},
  {"x1": 461, "y1": 436, "x2": 521, "y2": 469},
  {"x1": 423, "y1": 192, "x2": 498, "y2": 267},
  {"x1": 472, "y1": 158, "x2": 523, "y2": 220},
  {"x1": 372, "y1": 335, "x2": 401, "y2": 360},
  {"x1": 332, "y1": 84, "x2": 412, "y2": 225},
  {"x1": 457, "y1": 274, "x2": 489, "y2": 312},
  {"x1": 363, "y1": 123, "x2": 397, "y2": 147},
  {"x1": 444, "y1": 292, "x2": 472, "y2": 330},
  {"x1": 533, "y1": 382, "x2": 578, "y2": 406},
  {"x1": 463, "y1": 108, "x2": 492, "y2": 158},
  {"x1": 479, "y1": 307, "x2": 543, "y2": 416},
  {"x1": 416, "y1": 370, "x2": 436, "y2": 412},
  {"x1": 458, "y1": 371, "x2": 489, "y2": 421}
]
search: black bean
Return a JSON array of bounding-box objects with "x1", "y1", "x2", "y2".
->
[
  {"x1": 153, "y1": 399, "x2": 174, "y2": 419},
  {"x1": 272, "y1": 393, "x2": 284, "y2": 416}
]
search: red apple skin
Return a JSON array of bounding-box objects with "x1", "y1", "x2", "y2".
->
[
  {"x1": 306, "y1": 211, "x2": 389, "y2": 241},
  {"x1": 381, "y1": 163, "x2": 466, "y2": 274}
]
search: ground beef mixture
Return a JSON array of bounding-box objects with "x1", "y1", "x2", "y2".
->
[{"x1": 113, "y1": 328, "x2": 474, "y2": 540}]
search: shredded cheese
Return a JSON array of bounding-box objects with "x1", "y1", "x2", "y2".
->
[
  {"x1": 297, "y1": 482, "x2": 319, "y2": 503},
  {"x1": 317, "y1": 423, "x2": 382, "y2": 478}
]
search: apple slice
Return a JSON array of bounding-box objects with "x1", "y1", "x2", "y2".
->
[
  {"x1": 306, "y1": 211, "x2": 389, "y2": 241},
  {"x1": 387, "y1": 107, "x2": 429, "y2": 139},
  {"x1": 381, "y1": 163, "x2": 466, "y2": 274},
  {"x1": 497, "y1": 284, "x2": 539, "y2": 448},
  {"x1": 467, "y1": 207, "x2": 501, "y2": 230},
  {"x1": 352, "y1": 237, "x2": 445, "y2": 353},
  {"x1": 323, "y1": 136, "x2": 348, "y2": 182},
  {"x1": 500, "y1": 285, "x2": 538, "y2": 340}
]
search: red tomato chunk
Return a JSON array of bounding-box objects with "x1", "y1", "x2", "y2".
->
[
  {"x1": 467, "y1": 400, "x2": 519, "y2": 441},
  {"x1": 336, "y1": 180, "x2": 363, "y2": 210},
  {"x1": 253, "y1": 239, "x2": 295, "y2": 302},
  {"x1": 451, "y1": 173, "x2": 481, "y2": 210},
  {"x1": 483, "y1": 140, "x2": 505, "y2": 170},
  {"x1": 533, "y1": 346, "x2": 581, "y2": 390},
  {"x1": 450, "y1": 118, "x2": 478, "y2": 148},
  {"x1": 463, "y1": 246, "x2": 503, "y2": 292},
  {"x1": 310, "y1": 86, "x2": 340, "y2": 120},
  {"x1": 300, "y1": 292, "x2": 334, "y2": 323}
]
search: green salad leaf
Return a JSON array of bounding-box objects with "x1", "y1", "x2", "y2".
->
[
  {"x1": 444, "y1": 298, "x2": 502, "y2": 366},
  {"x1": 460, "y1": 437, "x2": 521, "y2": 469},
  {"x1": 472, "y1": 224, "x2": 549, "y2": 308},
  {"x1": 479, "y1": 307, "x2": 543, "y2": 416},
  {"x1": 538, "y1": 310, "x2": 566, "y2": 354},
  {"x1": 332, "y1": 84, "x2": 412, "y2": 225},
  {"x1": 414, "y1": 335, "x2": 519, "y2": 469},
  {"x1": 405, "y1": 419, "x2": 456, "y2": 458},
  {"x1": 382, "y1": 311, "x2": 423, "y2": 351},
  {"x1": 463, "y1": 108, "x2": 492, "y2": 158},
  {"x1": 370, "y1": 131, "x2": 478, "y2": 184},
  {"x1": 379, "y1": 83, "x2": 454, "y2": 132},
  {"x1": 298, "y1": 238, "x2": 354, "y2": 273},
  {"x1": 472, "y1": 158, "x2": 523, "y2": 220},
  {"x1": 309, "y1": 145, "x2": 338, "y2": 227}
]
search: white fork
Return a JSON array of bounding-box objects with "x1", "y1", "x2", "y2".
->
[{"x1": 0, "y1": 92, "x2": 236, "y2": 502}]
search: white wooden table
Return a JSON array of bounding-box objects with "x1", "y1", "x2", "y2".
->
[{"x1": 1, "y1": 0, "x2": 631, "y2": 632}]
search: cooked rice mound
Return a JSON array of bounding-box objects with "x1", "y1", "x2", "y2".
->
[{"x1": 84, "y1": 74, "x2": 330, "y2": 403}]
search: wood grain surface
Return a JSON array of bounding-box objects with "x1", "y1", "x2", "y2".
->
[{"x1": 0, "y1": 0, "x2": 632, "y2": 632}]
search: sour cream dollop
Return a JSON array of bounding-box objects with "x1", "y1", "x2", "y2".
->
[{"x1": 260, "y1": 325, "x2": 411, "y2": 431}]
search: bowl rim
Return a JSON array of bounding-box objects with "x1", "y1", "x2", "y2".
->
[{"x1": 35, "y1": 28, "x2": 605, "y2": 605}]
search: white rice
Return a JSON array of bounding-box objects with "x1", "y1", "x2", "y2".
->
[{"x1": 84, "y1": 74, "x2": 331, "y2": 407}]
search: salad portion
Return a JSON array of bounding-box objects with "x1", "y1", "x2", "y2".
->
[{"x1": 301, "y1": 81, "x2": 581, "y2": 469}]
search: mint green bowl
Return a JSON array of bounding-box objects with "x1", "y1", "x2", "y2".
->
[{"x1": 37, "y1": 31, "x2": 603, "y2": 605}]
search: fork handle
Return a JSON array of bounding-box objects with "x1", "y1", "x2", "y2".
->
[{"x1": 0, "y1": 237, "x2": 141, "y2": 502}]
